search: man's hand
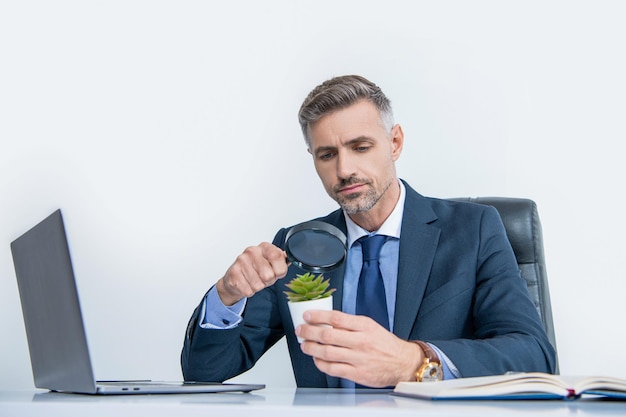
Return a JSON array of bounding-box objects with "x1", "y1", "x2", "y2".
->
[
  {"x1": 296, "y1": 310, "x2": 425, "y2": 387},
  {"x1": 216, "y1": 242, "x2": 289, "y2": 306}
]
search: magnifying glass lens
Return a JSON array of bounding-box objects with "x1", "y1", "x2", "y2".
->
[{"x1": 285, "y1": 221, "x2": 347, "y2": 272}]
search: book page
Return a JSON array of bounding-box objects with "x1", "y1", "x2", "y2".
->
[
  {"x1": 394, "y1": 373, "x2": 626, "y2": 400},
  {"x1": 394, "y1": 373, "x2": 571, "y2": 399},
  {"x1": 559, "y1": 375, "x2": 626, "y2": 395}
]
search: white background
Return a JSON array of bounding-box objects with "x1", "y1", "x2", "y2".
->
[{"x1": 1, "y1": 1, "x2": 625, "y2": 390}]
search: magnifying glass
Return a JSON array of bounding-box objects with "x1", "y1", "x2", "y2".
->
[{"x1": 284, "y1": 220, "x2": 347, "y2": 273}]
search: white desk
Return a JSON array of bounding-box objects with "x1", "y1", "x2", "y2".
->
[{"x1": 1, "y1": 388, "x2": 625, "y2": 417}]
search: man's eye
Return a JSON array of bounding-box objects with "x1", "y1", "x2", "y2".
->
[
  {"x1": 355, "y1": 145, "x2": 370, "y2": 152},
  {"x1": 319, "y1": 152, "x2": 335, "y2": 160}
]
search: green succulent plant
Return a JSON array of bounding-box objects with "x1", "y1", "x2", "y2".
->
[{"x1": 283, "y1": 272, "x2": 336, "y2": 303}]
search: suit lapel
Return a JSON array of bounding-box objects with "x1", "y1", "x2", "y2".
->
[{"x1": 393, "y1": 182, "x2": 440, "y2": 340}]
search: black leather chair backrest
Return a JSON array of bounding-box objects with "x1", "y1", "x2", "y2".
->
[{"x1": 448, "y1": 197, "x2": 558, "y2": 371}]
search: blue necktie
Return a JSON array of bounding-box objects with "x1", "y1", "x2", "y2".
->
[{"x1": 356, "y1": 234, "x2": 389, "y2": 330}]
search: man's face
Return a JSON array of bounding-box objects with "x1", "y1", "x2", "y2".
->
[{"x1": 307, "y1": 100, "x2": 404, "y2": 220}]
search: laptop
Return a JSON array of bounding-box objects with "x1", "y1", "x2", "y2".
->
[{"x1": 10, "y1": 209, "x2": 264, "y2": 395}]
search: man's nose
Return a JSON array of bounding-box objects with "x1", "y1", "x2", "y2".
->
[{"x1": 336, "y1": 152, "x2": 357, "y2": 179}]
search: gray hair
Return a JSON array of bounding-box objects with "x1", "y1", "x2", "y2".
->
[{"x1": 298, "y1": 75, "x2": 394, "y2": 148}]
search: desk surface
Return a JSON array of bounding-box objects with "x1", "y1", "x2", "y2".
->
[{"x1": 1, "y1": 388, "x2": 625, "y2": 417}]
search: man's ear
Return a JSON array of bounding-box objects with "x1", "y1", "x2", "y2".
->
[{"x1": 390, "y1": 124, "x2": 404, "y2": 161}]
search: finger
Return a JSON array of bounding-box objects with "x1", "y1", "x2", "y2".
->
[
  {"x1": 300, "y1": 332, "x2": 358, "y2": 363},
  {"x1": 247, "y1": 251, "x2": 284, "y2": 289},
  {"x1": 304, "y1": 342, "x2": 388, "y2": 388},
  {"x1": 304, "y1": 309, "x2": 374, "y2": 332},
  {"x1": 259, "y1": 242, "x2": 289, "y2": 280},
  {"x1": 237, "y1": 248, "x2": 269, "y2": 288},
  {"x1": 237, "y1": 244, "x2": 278, "y2": 286},
  {"x1": 223, "y1": 245, "x2": 274, "y2": 297},
  {"x1": 217, "y1": 274, "x2": 253, "y2": 307},
  {"x1": 298, "y1": 319, "x2": 376, "y2": 354},
  {"x1": 311, "y1": 357, "x2": 358, "y2": 381},
  {"x1": 311, "y1": 356, "x2": 388, "y2": 388}
]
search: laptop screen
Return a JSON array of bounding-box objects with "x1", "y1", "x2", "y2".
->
[{"x1": 11, "y1": 210, "x2": 98, "y2": 393}]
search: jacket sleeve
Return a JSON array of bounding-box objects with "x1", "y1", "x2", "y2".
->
[
  {"x1": 426, "y1": 206, "x2": 557, "y2": 376},
  {"x1": 180, "y1": 230, "x2": 289, "y2": 382}
]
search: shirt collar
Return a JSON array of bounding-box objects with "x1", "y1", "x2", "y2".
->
[{"x1": 343, "y1": 180, "x2": 406, "y2": 248}]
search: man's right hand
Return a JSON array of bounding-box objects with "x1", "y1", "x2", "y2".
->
[{"x1": 215, "y1": 242, "x2": 289, "y2": 306}]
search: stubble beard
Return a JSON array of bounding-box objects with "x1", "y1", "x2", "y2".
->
[{"x1": 333, "y1": 176, "x2": 394, "y2": 215}]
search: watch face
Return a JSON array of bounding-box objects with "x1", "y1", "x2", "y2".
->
[
  {"x1": 422, "y1": 363, "x2": 443, "y2": 382},
  {"x1": 418, "y1": 361, "x2": 443, "y2": 382}
]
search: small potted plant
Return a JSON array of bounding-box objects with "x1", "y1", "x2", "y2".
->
[{"x1": 284, "y1": 272, "x2": 335, "y2": 342}]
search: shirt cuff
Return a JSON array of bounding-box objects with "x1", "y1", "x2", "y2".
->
[
  {"x1": 429, "y1": 343, "x2": 461, "y2": 380},
  {"x1": 199, "y1": 286, "x2": 246, "y2": 329}
]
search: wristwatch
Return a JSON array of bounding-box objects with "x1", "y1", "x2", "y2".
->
[{"x1": 413, "y1": 341, "x2": 443, "y2": 382}]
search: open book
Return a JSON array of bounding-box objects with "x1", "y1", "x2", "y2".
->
[{"x1": 393, "y1": 372, "x2": 626, "y2": 400}]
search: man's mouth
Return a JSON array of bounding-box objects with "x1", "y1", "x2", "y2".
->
[{"x1": 336, "y1": 183, "x2": 365, "y2": 195}]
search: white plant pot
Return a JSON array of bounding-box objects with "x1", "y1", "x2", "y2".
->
[{"x1": 287, "y1": 296, "x2": 333, "y2": 343}]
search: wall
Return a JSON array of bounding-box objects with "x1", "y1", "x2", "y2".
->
[{"x1": 1, "y1": 1, "x2": 625, "y2": 390}]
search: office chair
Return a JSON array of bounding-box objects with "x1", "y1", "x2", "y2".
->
[{"x1": 448, "y1": 197, "x2": 559, "y2": 372}]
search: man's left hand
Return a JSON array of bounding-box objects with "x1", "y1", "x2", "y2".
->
[{"x1": 296, "y1": 310, "x2": 423, "y2": 387}]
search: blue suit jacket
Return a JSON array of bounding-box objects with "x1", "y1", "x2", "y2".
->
[{"x1": 181, "y1": 181, "x2": 557, "y2": 387}]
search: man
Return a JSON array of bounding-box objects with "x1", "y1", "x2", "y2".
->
[{"x1": 181, "y1": 75, "x2": 556, "y2": 388}]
